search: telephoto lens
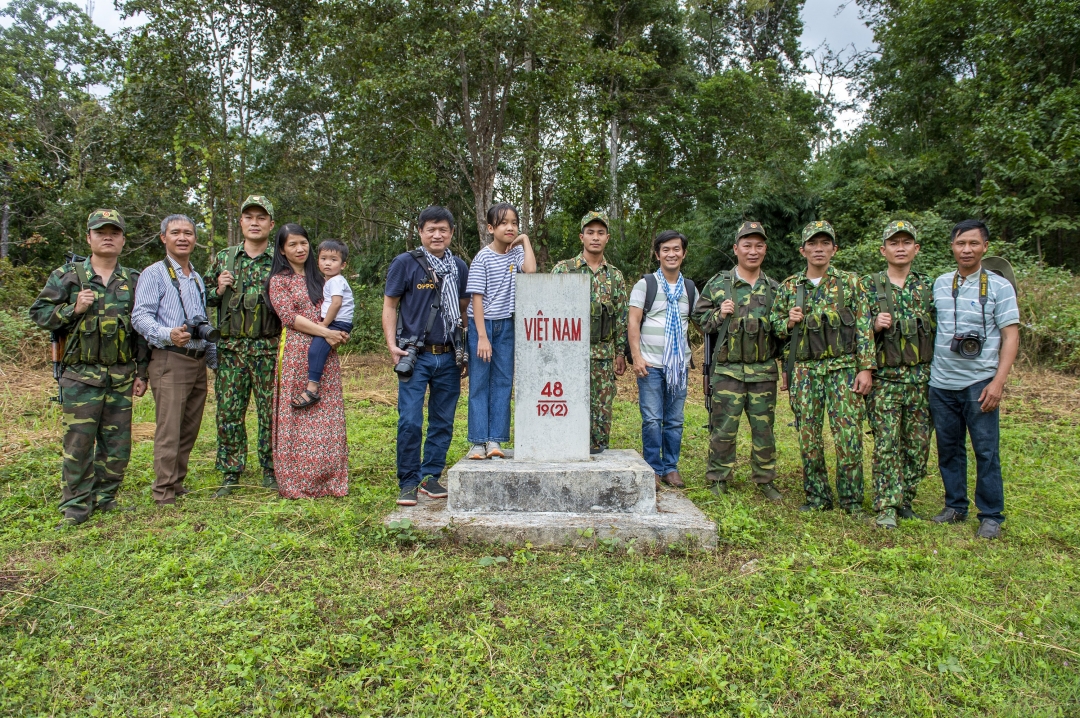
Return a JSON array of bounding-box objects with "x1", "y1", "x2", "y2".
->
[
  {"x1": 186, "y1": 316, "x2": 221, "y2": 343},
  {"x1": 394, "y1": 340, "x2": 420, "y2": 378}
]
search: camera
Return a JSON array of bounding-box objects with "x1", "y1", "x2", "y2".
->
[
  {"x1": 395, "y1": 336, "x2": 421, "y2": 378},
  {"x1": 950, "y1": 331, "x2": 983, "y2": 358},
  {"x1": 185, "y1": 315, "x2": 221, "y2": 343}
]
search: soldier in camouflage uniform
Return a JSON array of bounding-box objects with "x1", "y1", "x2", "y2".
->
[
  {"x1": 692, "y1": 221, "x2": 783, "y2": 501},
  {"x1": 770, "y1": 220, "x2": 876, "y2": 514},
  {"x1": 552, "y1": 211, "x2": 628, "y2": 452},
  {"x1": 863, "y1": 221, "x2": 936, "y2": 529},
  {"x1": 204, "y1": 195, "x2": 281, "y2": 496},
  {"x1": 29, "y1": 209, "x2": 149, "y2": 527}
]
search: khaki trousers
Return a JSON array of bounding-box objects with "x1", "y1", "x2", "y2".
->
[{"x1": 148, "y1": 350, "x2": 207, "y2": 501}]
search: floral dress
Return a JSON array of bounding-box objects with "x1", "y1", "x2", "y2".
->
[{"x1": 268, "y1": 272, "x2": 349, "y2": 498}]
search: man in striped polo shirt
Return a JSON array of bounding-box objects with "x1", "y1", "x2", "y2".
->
[{"x1": 928, "y1": 219, "x2": 1020, "y2": 539}]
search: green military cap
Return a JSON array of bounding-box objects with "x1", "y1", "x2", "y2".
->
[
  {"x1": 735, "y1": 220, "x2": 768, "y2": 241},
  {"x1": 87, "y1": 208, "x2": 125, "y2": 232},
  {"x1": 882, "y1": 219, "x2": 917, "y2": 243},
  {"x1": 801, "y1": 219, "x2": 836, "y2": 244},
  {"x1": 579, "y1": 210, "x2": 610, "y2": 231},
  {"x1": 240, "y1": 194, "x2": 275, "y2": 219}
]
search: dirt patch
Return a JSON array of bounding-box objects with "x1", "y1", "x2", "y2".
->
[
  {"x1": 132, "y1": 423, "x2": 156, "y2": 442},
  {"x1": 1003, "y1": 367, "x2": 1080, "y2": 420}
]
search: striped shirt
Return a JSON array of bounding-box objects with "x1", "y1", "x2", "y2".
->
[
  {"x1": 132, "y1": 254, "x2": 209, "y2": 350},
  {"x1": 629, "y1": 276, "x2": 690, "y2": 368},
  {"x1": 466, "y1": 245, "x2": 525, "y2": 320},
  {"x1": 929, "y1": 268, "x2": 1019, "y2": 390}
]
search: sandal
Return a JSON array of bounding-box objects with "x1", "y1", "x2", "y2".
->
[{"x1": 292, "y1": 389, "x2": 321, "y2": 410}]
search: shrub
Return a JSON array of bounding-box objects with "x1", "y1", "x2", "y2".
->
[{"x1": 1016, "y1": 265, "x2": 1080, "y2": 373}]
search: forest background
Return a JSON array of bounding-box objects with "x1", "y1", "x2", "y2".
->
[{"x1": 1, "y1": 0, "x2": 1078, "y2": 369}]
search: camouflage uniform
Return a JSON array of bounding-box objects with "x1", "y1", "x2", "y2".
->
[
  {"x1": 770, "y1": 222, "x2": 875, "y2": 511},
  {"x1": 29, "y1": 212, "x2": 149, "y2": 523},
  {"x1": 863, "y1": 221, "x2": 937, "y2": 516},
  {"x1": 204, "y1": 195, "x2": 280, "y2": 486},
  {"x1": 552, "y1": 213, "x2": 628, "y2": 450},
  {"x1": 693, "y1": 243, "x2": 780, "y2": 485}
]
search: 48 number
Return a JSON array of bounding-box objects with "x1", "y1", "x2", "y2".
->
[{"x1": 540, "y1": 382, "x2": 564, "y2": 397}]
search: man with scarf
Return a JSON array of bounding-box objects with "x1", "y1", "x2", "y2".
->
[
  {"x1": 383, "y1": 206, "x2": 470, "y2": 506},
  {"x1": 628, "y1": 230, "x2": 693, "y2": 488}
]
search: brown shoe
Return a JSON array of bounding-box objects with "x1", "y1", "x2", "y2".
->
[
  {"x1": 175, "y1": 486, "x2": 190, "y2": 498},
  {"x1": 661, "y1": 471, "x2": 685, "y2": 488}
]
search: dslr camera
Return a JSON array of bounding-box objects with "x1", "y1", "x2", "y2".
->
[
  {"x1": 395, "y1": 336, "x2": 421, "y2": 378},
  {"x1": 185, "y1": 315, "x2": 221, "y2": 343},
  {"x1": 950, "y1": 331, "x2": 983, "y2": 358}
]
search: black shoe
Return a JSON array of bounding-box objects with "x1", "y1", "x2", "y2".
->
[
  {"x1": 976, "y1": 518, "x2": 1001, "y2": 539},
  {"x1": 590, "y1": 446, "x2": 605, "y2": 455},
  {"x1": 214, "y1": 476, "x2": 240, "y2": 499},
  {"x1": 709, "y1": 481, "x2": 728, "y2": 496},
  {"x1": 397, "y1": 487, "x2": 418, "y2": 506},
  {"x1": 262, "y1": 473, "x2": 278, "y2": 490},
  {"x1": 898, "y1": 505, "x2": 923, "y2": 520},
  {"x1": 420, "y1": 478, "x2": 448, "y2": 499},
  {"x1": 96, "y1": 501, "x2": 135, "y2": 513},
  {"x1": 931, "y1": 508, "x2": 967, "y2": 524},
  {"x1": 798, "y1": 503, "x2": 833, "y2": 512},
  {"x1": 757, "y1": 482, "x2": 783, "y2": 502},
  {"x1": 56, "y1": 512, "x2": 86, "y2": 529}
]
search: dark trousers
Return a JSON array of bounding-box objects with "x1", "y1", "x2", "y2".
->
[
  {"x1": 308, "y1": 320, "x2": 353, "y2": 383},
  {"x1": 396, "y1": 350, "x2": 461, "y2": 489},
  {"x1": 148, "y1": 350, "x2": 207, "y2": 501},
  {"x1": 929, "y1": 377, "x2": 1005, "y2": 522}
]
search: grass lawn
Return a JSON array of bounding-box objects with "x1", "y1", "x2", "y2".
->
[{"x1": 1, "y1": 355, "x2": 1078, "y2": 716}]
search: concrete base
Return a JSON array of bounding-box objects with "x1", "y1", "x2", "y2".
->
[
  {"x1": 447, "y1": 449, "x2": 656, "y2": 514},
  {"x1": 385, "y1": 489, "x2": 718, "y2": 551}
]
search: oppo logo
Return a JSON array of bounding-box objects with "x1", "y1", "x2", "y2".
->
[{"x1": 416, "y1": 282, "x2": 436, "y2": 290}]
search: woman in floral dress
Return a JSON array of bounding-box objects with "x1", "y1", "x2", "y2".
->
[{"x1": 266, "y1": 224, "x2": 351, "y2": 498}]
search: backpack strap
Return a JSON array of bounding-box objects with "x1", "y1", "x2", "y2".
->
[
  {"x1": 784, "y1": 281, "x2": 807, "y2": 387},
  {"x1": 684, "y1": 279, "x2": 697, "y2": 319},
  {"x1": 641, "y1": 273, "x2": 658, "y2": 316},
  {"x1": 873, "y1": 271, "x2": 897, "y2": 320},
  {"x1": 220, "y1": 245, "x2": 244, "y2": 308},
  {"x1": 398, "y1": 249, "x2": 443, "y2": 344}
]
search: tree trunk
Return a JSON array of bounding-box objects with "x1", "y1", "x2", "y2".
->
[
  {"x1": 1, "y1": 195, "x2": 9, "y2": 260},
  {"x1": 609, "y1": 115, "x2": 620, "y2": 222}
]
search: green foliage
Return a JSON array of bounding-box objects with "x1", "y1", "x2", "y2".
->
[{"x1": 1016, "y1": 265, "x2": 1080, "y2": 373}]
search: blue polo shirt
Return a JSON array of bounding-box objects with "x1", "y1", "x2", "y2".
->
[
  {"x1": 384, "y1": 251, "x2": 469, "y2": 346},
  {"x1": 929, "y1": 268, "x2": 1019, "y2": 390}
]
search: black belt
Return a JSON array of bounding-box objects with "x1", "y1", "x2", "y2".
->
[
  {"x1": 157, "y1": 346, "x2": 206, "y2": 360},
  {"x1": 422, "y1": 344, "x2": 453, "y2": 355}
]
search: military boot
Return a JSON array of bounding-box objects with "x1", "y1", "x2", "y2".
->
[
  {"x1": 757, "y1": 482, "x2": 782, "y2": 503},
  {"x1": 875, "y1": 509, "x2": 898, "y2": 530},
  {"x1": 214, "y1": 475, "x2": 241, "y2": 498},
  {"x1": 709, "y1": 481, "x2": 728, "y2": 497},
  {"x1": 262, "y1": 471, "x2": 279, "y2": 491}
]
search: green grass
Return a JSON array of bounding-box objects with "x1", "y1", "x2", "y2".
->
[{"x1": 1, "y1": 359, "x2": 1078, "y2": 716}]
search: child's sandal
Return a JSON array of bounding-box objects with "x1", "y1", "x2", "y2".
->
[{"x1": 292, "y1": 390, "x2": 321, "y2": 410}]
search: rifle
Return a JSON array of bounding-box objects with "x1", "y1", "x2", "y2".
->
[
  {"x1": 702, "y1": 331, "x2": 714, "y2": 431},
  {"x1": 50, "y1": 252, "x2": 87, "y2": 403},
  {"x1": 783, "y1": 282, "x2": 806, "y2": 408}
]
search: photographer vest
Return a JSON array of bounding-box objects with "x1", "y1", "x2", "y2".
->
[
  {"x1": 872, "y1": 272, "x2": 934, "y2": 368},
  {"x1": 792, "y1": 274, "x2": 858, "y2": 361},
  {"x1": 217, "y1": 245, "x2": 280, "y2": 340},
  {"x1": 710, "y1": 271, "x2": 779, "y2": 365},
  {"x1": 64, "y1": 261, "x2": 137, "y2": 367}
]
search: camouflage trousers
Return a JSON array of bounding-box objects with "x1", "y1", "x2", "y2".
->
[
  {"x1": 215, "y1": 348, "x2": 275, "y2": 479},
  {"x1": 867, "y1": 378, "x2": 931, "y2": 512},
  {"x1": 590, "y1": 357, "x2": 617, "y2": 449},
  {"x1": 790, "y1": 365, "x2": 865, "y2": 510},
  {"x1": 59, "y1": 374, "x2": 134, "y2": 521},
  {"x1": 707, "y1": 378, "x2": 777, "y2": 485}
]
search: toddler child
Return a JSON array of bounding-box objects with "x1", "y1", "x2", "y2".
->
[{"x1": 294, "y1": 239, "x2": 354, "y2": 409}]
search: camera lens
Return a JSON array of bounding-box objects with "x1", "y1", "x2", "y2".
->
[{"x1": 960, "y1": 337, "x2": 981, "y2": 358}]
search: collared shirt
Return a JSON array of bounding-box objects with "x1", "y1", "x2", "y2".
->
[
  {"x1": 770, "y1": 265, "x2": 875, "y2": 375},
  {"x1": 862, "y1": 269, "x2": 936, "y2": 384},
  {"x1": 551, "y1": 252, "x2": 629, "y2": 361},
  {"x1": 132, "y1": 254, "x2": 209, "y2": 350},
  {"x1": 929, "y1": 268, "x2": 1019, "y2": 390},
  {"x1": 384, "y1": 251, "x2": 470, "y2": 346},
  {"x1": 692, "y1": 267, "x2": 779, "y2": 383}
]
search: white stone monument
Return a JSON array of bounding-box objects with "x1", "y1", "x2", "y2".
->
[{"x1": 386, "y1": 273, "x2": 717, "y2": 550}]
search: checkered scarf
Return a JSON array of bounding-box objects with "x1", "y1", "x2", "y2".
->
[
  {"x1": 657, "y1": 269, "x2": 689, "y2": 392},
  {"x1": 421, "y1": 246, "x2": 460, "y2": 338}
]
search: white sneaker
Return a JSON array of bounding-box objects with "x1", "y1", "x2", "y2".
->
[
  {"x1": 486, "y1": 441, "x2": 505, "y2": 458},
  {"x1": 467, "y1": 443, "x2": 487, "y2": 460}
]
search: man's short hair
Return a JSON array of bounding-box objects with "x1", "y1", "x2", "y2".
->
[
  {"x1": 418, "y1": 206, "x2": 455, "y2": 231},
  {"x1": 160, "y1": 214, "x2": 196, "y2": 234},
  {"x1": 951, "y1": 219, "x2": 989, "y2": 243},
  {"x1": 318, "y1": 239, "x2": 349, "y2": 262},
  {"x1": 653, "y1": 230, "x2": 687, "y2": 255}
]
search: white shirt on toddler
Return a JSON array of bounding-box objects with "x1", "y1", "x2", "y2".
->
[{"x1": 321, "y1": 274, "x2": 354, "y2": 324}]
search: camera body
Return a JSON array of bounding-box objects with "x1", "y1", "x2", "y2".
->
[
  {"x1": 395, "y1": 336, "x2": 421, "y2": 378},
  {"x1": 950, "y1": 331, "x2": 983, "y2": 358},
  {"x1": 185, "y1": 315, "x2": 221, "y2": 343}
]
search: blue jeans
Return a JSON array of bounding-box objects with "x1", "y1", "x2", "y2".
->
[
  {"x1": 929, "y1": 377, "x2": 1005, "y2": 522},
  {"x1": 308, "y1": 320, "x2": 353, "y2": 383},
  {"x1": 636, "y1": 366, "x2": 687, "y2": 476},
  {"x1": 467, "y1": 316, "x2": 514, "y2": 444},
  {"x1": 397, "y1": 350, "x2": 461, "y2": 490}
]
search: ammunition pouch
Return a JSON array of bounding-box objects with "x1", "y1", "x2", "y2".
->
[
  {"x1": 877, "y1": 313, "x2": 934, "y2": 367},
  {"x1": 590, "y1": 301, "x2": 617, "y2": 345},
  {"x1": 716, "y1": 315, "x2": 776, "y2": 364},
  {"x1": 67, "y1": 308, "x2": 133, "y2": 367},
  {"x1": 219, "y1": 286, "x2": 279, "y2": 339},
  {"x1": 797, "y1": 308, "x2": 856, "y2": 361}
]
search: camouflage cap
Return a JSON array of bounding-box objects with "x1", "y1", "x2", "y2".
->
[
  {"x1": 882, "y1": 219, "x2": 917, "y2": 243},
  {"x1": 240, "y1": 194, "x2": 275, "y2": 219},
  {"x1": 735, "y1": 220, "x2": 768, "y2": 242},
  {"x1": 87, "y1": 209, "x2": 125, "y2": 232},
  {"x1": 579, "y1": 210, "x2": 610, "y2": 232},
  {"x1": 801, "y1": 220, "x2": 836, "y2": 245}
]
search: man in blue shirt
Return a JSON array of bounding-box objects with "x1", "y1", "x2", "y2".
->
[
  {"x1": 382, "y1": 206, "x2": 470, "y2": 506},
  {"x1": 928, "y1": 219, "x2": 1020, "y2": 539}
]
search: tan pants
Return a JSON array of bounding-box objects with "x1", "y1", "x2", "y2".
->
[{"x1": 148, "y1": 350, "x2": 207, "y2": 501}]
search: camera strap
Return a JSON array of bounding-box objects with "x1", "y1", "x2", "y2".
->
[
  {"x1": 396, "y1": 249, "x2": 443, "y2": 345},
  {"x1": 951, "y1": 269, "x2": 988, "y2": 337},
  {"x1": 165, "y1": 259, "x2": 205, "y2": 326}
]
